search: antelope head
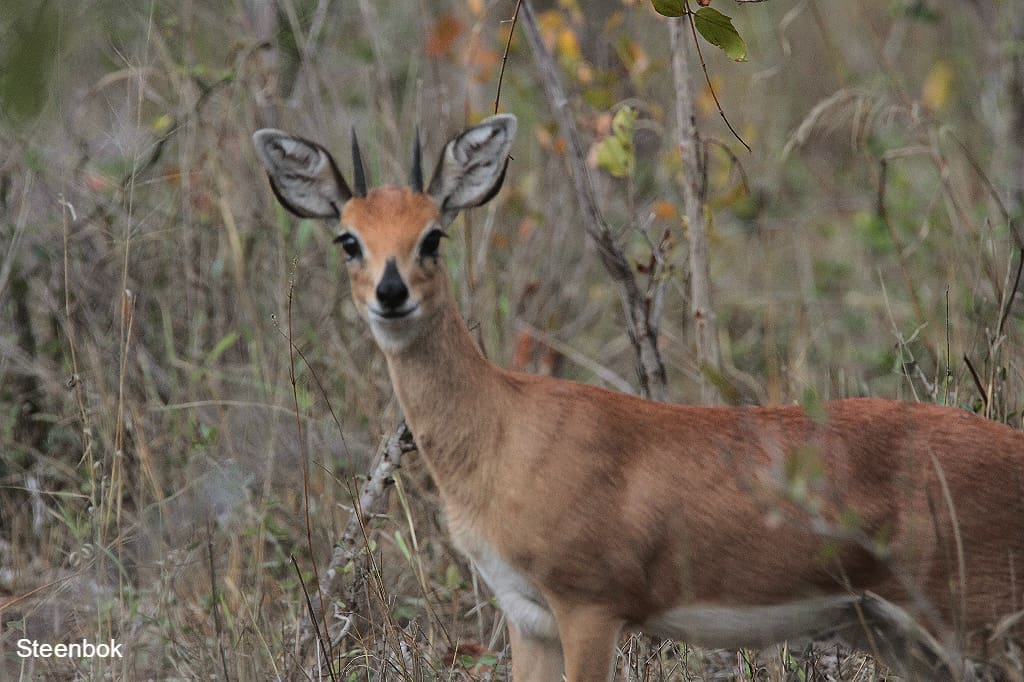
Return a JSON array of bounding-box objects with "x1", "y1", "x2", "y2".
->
[{"x1": 252, "y1": 115, "x2": 517, "y2": 354}]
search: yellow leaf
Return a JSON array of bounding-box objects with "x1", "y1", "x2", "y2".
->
[
  {"x1": 557, "y1": 27, "x2": 580, "y2": 63},
  {"x1": 922, "y1": 61, "x2": 954, "y2": 112},
  {"x1": 538, "y1": 10, "x2": 565, "y2": 52},
  {"x1": 152, "y1": 113, "x2": 172, "y2": 133},
  {"x1": 466, "y1": 0, "x2": 484, "y2": 18}
]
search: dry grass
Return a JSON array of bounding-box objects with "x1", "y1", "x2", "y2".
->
[{"x1": 2, "y1": 1, "x2": 1022, "y2": 679}]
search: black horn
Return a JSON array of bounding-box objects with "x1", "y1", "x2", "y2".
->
[
  {"x1": 351, "y1": 128, "x2": 367, "y2": 197},
  {"x1": 410, "y1": 126, "x2": 424, "y2": 193}
]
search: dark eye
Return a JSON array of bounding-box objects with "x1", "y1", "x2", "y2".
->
[
  {"x1": 333, "y1": 232, "x2": 363, "y2": 260},
  {"x1": 419, "y1": 229, "x2": 447, "y2": 260}
]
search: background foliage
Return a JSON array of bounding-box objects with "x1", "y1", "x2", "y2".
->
[{"x1": 1, "y1": 0, "x2": 1022, "y2": 678}]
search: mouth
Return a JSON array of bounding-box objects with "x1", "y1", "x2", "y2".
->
[{"x1": 368, "y1": 304, "x2": 420, "y2": 321}]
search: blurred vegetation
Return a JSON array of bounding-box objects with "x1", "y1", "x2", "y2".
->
[{"x1": 1, "y1": 0, "x2": 1022, "y2": 678}]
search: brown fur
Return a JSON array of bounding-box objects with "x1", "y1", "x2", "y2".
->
[{"x1": 367, "y1": 226, "x2": 1024, "y2": 677}]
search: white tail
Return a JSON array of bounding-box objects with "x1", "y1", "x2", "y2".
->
[{"x1": 254, "y1": 115, "x2": 1024, "y2": 680}]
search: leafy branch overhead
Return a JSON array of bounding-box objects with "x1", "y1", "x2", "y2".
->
[{"x1": 651, "y1": 1, "x2": 748, "y2": 62}]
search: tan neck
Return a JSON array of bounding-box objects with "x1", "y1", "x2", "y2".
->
[{"x1": 381, "y1": 285, "x2": 504, "y2": 503}]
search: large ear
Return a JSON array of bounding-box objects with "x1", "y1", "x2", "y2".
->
[
  {"x1": 252, "y1": 129, "x2": 353, "y2": 219},
  {"x1": 427, "y1": 114, "x2": 517, "y2": 226}
]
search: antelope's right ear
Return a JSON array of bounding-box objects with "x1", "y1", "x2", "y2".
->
[{"x1": 252, "y1": 129, "x2": 353, "y2": 219}]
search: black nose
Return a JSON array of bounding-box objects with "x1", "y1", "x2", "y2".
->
[{"x1": 376, "y1": 259, "x2": 409, "y2": 310}]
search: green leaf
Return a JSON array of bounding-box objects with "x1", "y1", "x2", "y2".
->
[
  {"x1": 611, "y1": 106, "x2": 638, "y2": 143},
  {"x1": 596, "y1": 137, "x2": 631, "y2": 178},
  {"x1": 596, "y1": 106, "x2": 637, "y2": 179},
  {"x1": 650, "y1": 0, "x2": 685, "y2": 17},
  {"x1": 694, "y1": 7, "x2": 747, "y2": 62}
]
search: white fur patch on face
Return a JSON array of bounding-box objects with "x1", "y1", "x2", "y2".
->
[{"x1": 366, "y1": 310, "x2": 424, "y2": 355}]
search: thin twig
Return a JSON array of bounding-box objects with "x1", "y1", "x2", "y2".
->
[
  {"x1": 61, "y1": 195, "x2": 96, "y2": 484},
  {"x1": 494, "y1": 0, "x2": 523, "y2": 115},
  {"x1": 997, "y1": 248, "x2": 1024, "y2": 340},
  {"x1": 683, "y1": 1, "x2": 751, "y2": 153},
  {"x1": 877, "y1": 155, "x2": 935, "y2": 362},
  {"x1": 944, "y1": 286, "x2": 951, "y2": 406},
  {"x1": 946, "y1": 131, "x2": 1012, "y2": 240},
  {"x1": 703, "y1": 137, "x2": 752, "y2": 198},
  {"x1": 206, "y1": 522, "x2": 231, "y2": 682},
  {"x1": 963, "y1": 354, "x2": 988, "y2": 409},
  {"x1": 270, "y1": 305, "x2": 351, "y2": 459},
  {"x1": 291, "y1": 555, "x2": 338, "y2": 682},
  {"x1": 945, "y1": 131, "x2": 1024, "y2": 340},
  {"x1": 286, "y1": 276, "x2": 332, "y2": 668}
]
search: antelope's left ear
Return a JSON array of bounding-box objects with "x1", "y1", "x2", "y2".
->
[{"x1": 427, "y1": 114, "x2": 517, "y2": 227}]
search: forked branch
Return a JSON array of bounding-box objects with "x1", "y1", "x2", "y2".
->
[
  {"x1": 295, "y1": 422, "x2": 417, "y2": 659},
  {"x1": 520, "y1": 0, "x2": 668, "y2": 401}
]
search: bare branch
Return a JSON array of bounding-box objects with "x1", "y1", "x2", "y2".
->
[
  {"x1": 520, "y1": 0, "x2": 667, "y2": 400},
  {"x1": 296, "y1": 422, "x2": 415, "y2": 658},
  {"x1": 670, "y1": 17, "x2": 722, "y2": 403},
  {"x1": 494, "y1": 0, "x2": 523, "y2": 115}
]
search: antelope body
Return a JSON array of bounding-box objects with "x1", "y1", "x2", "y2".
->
[{"x1": 253, "y1": 115, "x2": 1024, "y2": 680}]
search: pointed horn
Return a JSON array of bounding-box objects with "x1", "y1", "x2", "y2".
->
[
  {"x1": 410, "y1": 126, "x2": 424, "y2": 193},
  {"x1": 351, "y1": 128, "x2": 367, "y2": 197}
]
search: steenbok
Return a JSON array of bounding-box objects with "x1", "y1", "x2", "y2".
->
[{"x1": 254, "y1": 114, "x2": 1024, "y2": 680}]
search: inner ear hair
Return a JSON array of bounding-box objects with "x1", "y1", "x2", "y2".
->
[
  {"x1": 252, "y1": 129, "x2": 353, "y2": 219},
  {"x1": 428, "y1": 114, "x2": 517, "y2": 224}
]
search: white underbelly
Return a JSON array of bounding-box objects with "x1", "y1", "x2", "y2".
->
[{"x1": 643, "y1": 595, "x2": 862, "y2": 649}]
